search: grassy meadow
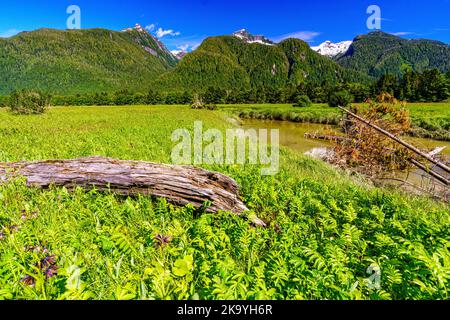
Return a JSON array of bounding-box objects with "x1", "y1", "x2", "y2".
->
[{"x1": 0, "y1": 105, "x2": 449, "y2": 300}]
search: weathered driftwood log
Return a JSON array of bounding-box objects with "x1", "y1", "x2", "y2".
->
[{"x1": 0, "y1": 157, "x2": 261, "y2": 221}]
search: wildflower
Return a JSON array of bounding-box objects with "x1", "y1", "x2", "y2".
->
[
  {"x1": 41, "y1": 255, "x2": 57, "y2": 268},
  {"x1": 44, "y1": 265, "x2": 59, "y2": 279},
  {"x1": 31, "y1": 211, "x2": 38, "y2": 219},
  {"x1": 154, "y1": 234, "x2": 172, "y2": 247},
  {"x1": 21, "y1": 213, "x2": 28, "y2": 220},
  {"x1": 0, "y1": 232, "x2": 5, "y2": 241},
  {"x1": 21, "y1": 254, "x2": 59, "y2": 286},
  {"x1": 20, "y1": 275, "x2": 36, "y2": 287}
]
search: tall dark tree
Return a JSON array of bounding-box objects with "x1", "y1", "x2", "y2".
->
[
  {"x1": 401, "y1": 71, "x2": 421, "y2": 102},
  {"x1": 375, "y1": 74, "x2": 400, "y2": 97},
  {"x1": 146, "y1": 90, "x2": 163, "y2": 105},
  {"x1": 419, "y1": 69, "x2": 449, "y2": 102},
  {"x1": 203, "y1": 87, "x2": 226, "y2": 104}
]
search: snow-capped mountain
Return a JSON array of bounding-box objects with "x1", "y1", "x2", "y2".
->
[
  {"x1": 232, "y1": 29, "x2": 274, "y2": 46},
  {"x1": 311, "y1": 40, "x2": 352, "y2": 57},
  {"x1": 171, "y1": 50, "x2": 187, "y2": 60},
  {"x1": 122, "y1": 24, "x2": 178, "y2": 64}
]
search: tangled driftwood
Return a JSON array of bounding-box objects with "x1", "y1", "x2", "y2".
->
[{"x1": 0, "y1": 157, "x2": 264, "y2": 224}]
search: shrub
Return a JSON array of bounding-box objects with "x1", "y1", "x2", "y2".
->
[
  {"x1": 8, "y1": 90, "x2": 51, "y2": 114},
  {"x1": 328, "y1": 90, "x2": 353, "y2": 108},
  {"x1": 293, "y1": 94, "x2": 312, "y2": 108},
  {"x1": 0, "y1": 95, "x2": 8, "y2": 107},
  {"x1": 205, "y1": 104, "x2": 217, "y2": 110},
  {"x1": 191, "y1": 94, "x2": 205, "y2": 109}
]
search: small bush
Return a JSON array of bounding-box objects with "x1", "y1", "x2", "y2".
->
[
  {"x1": 205, "y1": 104, "x2": 217, "y2": 110},
  {"x1": 328, "y1": 90, "x2": 353, "y2": 108},
  {"x1": 8, "y1": 90, "x2": 51, "y2": 114},
  {"x1": 190, "y1": 94, "x2": 205, "y2": 109},
  {"x1": 293, "y1": 94, "x2": 312, "y2": 108},
  {"x1": 0, "y1": 96, "x2": 8, "y2": 108}
]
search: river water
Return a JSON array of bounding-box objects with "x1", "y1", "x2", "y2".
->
[{"x1": 241, "y1": 119, "x2": 450, "y2": 156}]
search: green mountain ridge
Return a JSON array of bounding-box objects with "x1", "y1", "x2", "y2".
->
[
  {"x1": 336, "y1": 31, "x2": 450, "y2": 77},
  {"x1": 0, "y1": 26, "x2": 177, "y2": 95},
  {"x1": 154, "y1": 35, "x2": 370, "y2": 92},
  {"x1": 0, "y1": 28, "x2": 449, "y2": 96}
]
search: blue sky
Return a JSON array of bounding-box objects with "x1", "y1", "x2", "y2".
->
[{"x1": 1, "y1": 0, "x2": 449, "y2": 52}]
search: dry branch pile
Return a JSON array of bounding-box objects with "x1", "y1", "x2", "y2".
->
[{"x1": 333, "y1": 93, "x2": 414, "y2": 175}]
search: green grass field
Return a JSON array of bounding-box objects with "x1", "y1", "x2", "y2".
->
[
  {"x1": 220, "y1": 103, "x2": 450, "y2": 141},
  {"x1": 0, "y1": 106, "x2": 449, "y2": 300}
]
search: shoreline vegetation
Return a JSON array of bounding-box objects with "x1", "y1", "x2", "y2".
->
[
  {"x1": 0, "y1": 105, "x2": 449, "y2": 300},
  {"x1": 220, "y1": 103, "x2": 450, "y2": 141}
]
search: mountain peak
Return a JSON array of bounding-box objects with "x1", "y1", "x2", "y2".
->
[
  {"x1": 367, "y1": 30, "x2": 393, "y2": 37},
  {"x1": 122, "y1": 23, "x2": 148, "y2": 34},
  {"x1": 134, "y1": 24, "x2": 146, "y2": 33},
  {"x1": 171, "y1": 50, "x2": 187, "y2": 60},
  {"x1": 232, "y1": 29, "x2": 274, "y2": 46},
  {"x1": 311, "y1": 40, "x2": 352, "y2": 57},
  {"x1": 121, "y1": 24, "x2": 178, "y2": 65}
]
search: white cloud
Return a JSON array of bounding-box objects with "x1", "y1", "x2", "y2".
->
[
  {"x1": 0, "y1": 29, "x2": 21, "y2": 38},
  {"x1": 390, "y1": 31, "x2": 414, "y2": 36},
  {"x1": 158, "y1": 34, "x2": 205, "y2": 53},
  {"x1": 170, "y1": 44, "x2": 196, "y2": 55},
  {"x1": 145, "y1": 24, "x2": 156, "y2": 32},
  {"x1": 156, "y1": 27, "x2": 180, "y2": 38},
  {"x1": 177, "y1": 44, "x2": 190, "y2": 51},
  {"x1": 272, "y1": 31, "x2": 321, "y2": 43}
]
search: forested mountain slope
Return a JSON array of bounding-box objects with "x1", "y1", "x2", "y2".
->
[
  {"x1": 0, "y1": 26, "x2": 177, "y2": 94},
  {"x1": 336, "y1": 31, "x2": 450, "y2": 78},
  {"x1": 154, "y1": 35, "x2": 369, "y2": 92}
]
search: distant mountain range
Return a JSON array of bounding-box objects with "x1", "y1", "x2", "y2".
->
[
  {"x1": 311, "y1": 40, "x2": 352, "y2": 57},
  {"x1": 233, "y1": 29, "x2": 274, "y2": 46},
  {"x1": 170, "y1": 50, "x2": 188, "y2": 60},
  {"x1": 153, "y1": 33, "x2": 367, "y2": 92},
  {"x1": 0, "y1": 27, "x2": 449, "y2": 95},
  {"x1": 335, "y1": 31, "x2": 450, "y2": 78}
]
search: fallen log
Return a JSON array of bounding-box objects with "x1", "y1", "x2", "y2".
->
[
  {"x1": 426, "y1": 146, "x2": 446, "y2": 157},
  {"x1": 0, "y1": 157, "x2": 263, "y2": 224},
  {"x1": 408, "y1": 158, "x2": 449, "y2": 186},
  {"x1": 304, "y1": 132, "x2": 346, "y2": 142}
]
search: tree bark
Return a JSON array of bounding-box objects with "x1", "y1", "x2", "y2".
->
[{"x1": 0, "y1": 156, "x2": 255, "y2": 218}]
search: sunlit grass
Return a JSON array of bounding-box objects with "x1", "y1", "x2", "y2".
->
[{"x1": 0, "y1": 105, "x2": 448, "y2": 300}]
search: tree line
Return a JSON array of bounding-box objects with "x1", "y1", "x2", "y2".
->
[{"x1": 0, "y1": 69, "x2": 448, "y2": 108}]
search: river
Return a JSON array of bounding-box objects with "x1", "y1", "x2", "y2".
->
[{"x1": 241, "y1": 119, "x2": 450, "y2": 156}]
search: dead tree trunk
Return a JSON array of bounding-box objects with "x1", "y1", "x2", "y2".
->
[{"x1": 0, "y1": 157, "x2": 263, "y2": 223}]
